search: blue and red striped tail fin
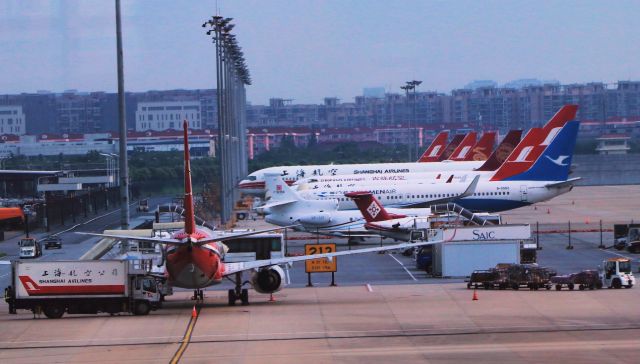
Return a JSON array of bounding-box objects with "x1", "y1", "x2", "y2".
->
[{"x1": 502, "y1": 121, "x2": 580, "y2": 181}]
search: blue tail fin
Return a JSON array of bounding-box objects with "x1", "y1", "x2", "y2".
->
[{"x1": 504, "y1": 121, "x2": 580, "y2": 181}]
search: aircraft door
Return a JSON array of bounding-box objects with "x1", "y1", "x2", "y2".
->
[{"x1": 520, "y1": 185, "x2": 528, "y2": 202}]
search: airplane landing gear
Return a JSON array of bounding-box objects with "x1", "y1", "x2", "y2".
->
[{"x1": 228, "y1": 272, "x2": 249, "y2": 306}]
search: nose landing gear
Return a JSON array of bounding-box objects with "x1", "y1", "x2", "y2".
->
[{"x1": 192, "y1": 289, "x2": 204, "y2": 301}]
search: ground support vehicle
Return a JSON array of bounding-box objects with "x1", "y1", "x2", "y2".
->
[
  {"x1": 4, "y1": 260, "x2": 161, "y2": 318},
  {"x1": 467, "y1": 270, "x2": 497, "y2": 289},
  {"x1": 19, "y1": 237, "x2": 42, "y2": 258},
  {"x1": 504, "y1": 264, "x2": 554, "y2": 290},
  {"x1": 41, "y1": 236, "x2": 62, "y2": 249},
  {"x1": 613, "y1": 224, "x2": 640, "y2": 253},
  {"x1": 602, "y1": 258, "x2": 635, "y2": 289},
  {"x1": 136, "y1": 199, "x2": 149, "y2": 212},
  {"x1": 572, "y1": 270, "x2": 602, "y2": 290}
]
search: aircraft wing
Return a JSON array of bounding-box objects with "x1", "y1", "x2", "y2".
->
[
  {"x1": 76, "y1": 225, "x2": 297, "y2": 247},
  {"x1": 222, "y1": 238, "x2": 445, "y2": 276},
  {"x1": 544, "y1": 177, "x2": 581, "y2": 189}
]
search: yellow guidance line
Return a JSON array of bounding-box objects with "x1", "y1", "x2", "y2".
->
[{"x1": 170, "y1": 306, "x2": 200, "y2": 364}]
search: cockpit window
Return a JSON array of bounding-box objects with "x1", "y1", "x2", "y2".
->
[{"x1": 247, "y1": 176, "x2": 257, "y2": 181}]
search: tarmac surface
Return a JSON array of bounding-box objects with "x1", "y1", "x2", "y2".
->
[{"x1": 0, "y1": 185, "x2": 639, "y2": 363}]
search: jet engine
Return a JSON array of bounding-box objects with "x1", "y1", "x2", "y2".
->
[
  {"x1": 251, "y1": 265, "x2": 285, "y2": 294},
  {"x1": 297, "y1": 213, "x2": 332, "y2": 226}
]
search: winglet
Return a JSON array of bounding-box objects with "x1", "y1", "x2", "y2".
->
[
  {"x1": 449, "y1": 132, "x2": 478, "y2": 161},
  {"x1": 461, "y1": 175, "x2": 480, "y2": 198},
  {"x1": 417, "y1": 131, "x2": 448, "y2": 162},
  {"x1": 345, "y1": 191, "x2": 404, "y2": 222},
  {"x1": 183, "y1": 120, "x2": 196, "y2": 235}
]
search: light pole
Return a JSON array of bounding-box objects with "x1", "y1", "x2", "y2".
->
[
  {"x1": 203, "y1": 16, "x2": 251, "y2": 226},
  {"x1": 400, "y1": 83, "x2": 414, "y2": 161},
  {"x1": 115, "y1": 0, "x2": 129, "y2": 229},
  {"x1": 406, "y1": 80, "x2": 422, "y2": 161}
]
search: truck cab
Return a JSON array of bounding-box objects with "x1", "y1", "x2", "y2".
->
[
  {"x1": 602, "y1": 258, "x2": 635, "y2": 289},
  {"x1": 131, "y1": 275, "x2": 162, "y2": 315},
  {"x1": 19, "y1": 238, "x2": 42, "y2": 259}
]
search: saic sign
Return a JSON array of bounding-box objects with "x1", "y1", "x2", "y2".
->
[{"x1": 472, "y1": 230, "x2": 496, "y2": 240}]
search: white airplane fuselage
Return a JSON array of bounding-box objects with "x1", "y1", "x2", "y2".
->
[{"x1": 240, "y1": 160, "x2": 483, "y2": 195}]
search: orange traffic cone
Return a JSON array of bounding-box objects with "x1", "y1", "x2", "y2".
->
[
  {"x1": 192, "y1": 305, "x2": 198, "y2": 318},
  {"x1": 472, "y1": 289, "x2": 478, "y2": 301}
]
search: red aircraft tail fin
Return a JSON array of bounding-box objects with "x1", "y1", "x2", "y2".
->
[
  {"x1": 182, "y1": 120, "x2": 196, "y2": 235},
  {"x1": 417, "y1": 131, "x2": 448, "y2": 162},
  {"x1": 438, "y1": 134, "x2": 465, "y2": 161},
  {"x1": 449, "y1": 132, "x2": 477, "y2": 161},
  {"x1": 542, "y1": 104, "x2": 578, "y2": 133},
  {"x1": 475, "y1": 130, "x2": 522, "y2": 171},
  {"x1": 466, "y1": 131, "x2": 496, "y2": 161},
  {"x1": 489, "y1": 128, "x2": 545, "y2": 181},
  {"x1": 345, "y1": 191, "x2": 403, "y2": 222}
]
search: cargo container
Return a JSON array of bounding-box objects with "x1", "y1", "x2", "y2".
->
[{"x1": 4, "y1": 260, "x2": 161, "y2": 318}]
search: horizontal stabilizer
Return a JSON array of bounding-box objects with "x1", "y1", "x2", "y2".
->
[{"x1": 544, "y1": 177, "x2": 581, "y2": 189}]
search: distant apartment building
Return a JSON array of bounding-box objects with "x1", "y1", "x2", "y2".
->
[
  {"x1": 135, "y1": 101, "x2": 202, "y2": 131},
  {"x1": 0, "y1": 105, "x2": 26, "y2": 135}
]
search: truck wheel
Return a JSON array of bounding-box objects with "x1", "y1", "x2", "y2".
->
[
  {"x1": 134, "y1": 301, "x2": 150, "y2": 315},
  {"x1": 579, "y1": 285, "x2": 585, "y2": 291},
  {"x1": 625, "y1": 284, "x2": 633, "y2": 289},
  {"x1": 44, "y1": 305, "x2": 64, "y2": 319},
  {"x1": 612, "y1": 279, "x2": 622, "y2": 289},
  {"x1": 512, "y1": 284, "x2": 519, "y2": 290},
  {"x1": 568, "y1": 283, "x2": 574, "y2": 290}
]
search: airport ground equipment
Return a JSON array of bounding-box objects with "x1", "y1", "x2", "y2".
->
[
  {"x1": 551, "y1": 270, "x2": 602, "y2": 290},
  {"x1": 4, "y1": 260, "x2": 161, "y2": 318},
  {"x1": 613, "y1": 224, "x2": 640, "y2": 253},
  {"x1": 136, "y1": 199, "x2": 149, "y2": 212},
  {"x1": 18, "y1": 237, "x2": 42, "y2": 258},
  {"x1": 602, "y1": 258, "x2": 635, "y2": 289},
  {"x1": 467, "y1": 270, "x2": 498, "y2": 289},
  {"x1": 504, "y1": 264, "x2": 555, "y2": 290}
]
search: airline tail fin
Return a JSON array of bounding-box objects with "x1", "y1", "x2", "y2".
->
[
  {"x1": 449, "y1": 132, "x2": 477, "y2": 161},
  {"x1": 489, "y1": 128, "x2": 544, "y2": 180},
  {"x1": 438, "y1": 134, "x2": 465, "y2": 161},
  {"x1": 262, "y1": 173, "x2": 302, "y2": 208},
  {"x1": 542, "y1": 104, "x2": 578, "y2": 133},
  {"x1": 417, "y1": 131, "x2": 448, "y2": 162},
  {"x1": 182, "y1": 120, "x2": 196, "y2": 235},
  {"x1": 345, "y1": 192, "x2": 402, "y2": 222},
  {"x1": 466, "y1": 131, "x2": 496, "y2": 161},
  {"x1": 475, "y1": 130, "x2": 523, "y2": 171},
  {"x1": 504, "y1": 121, "x2": 580, "y2": 181}
]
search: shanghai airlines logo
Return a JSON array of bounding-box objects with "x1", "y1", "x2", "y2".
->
[
  {"x1": 545, "y1": 155, "x2": 570, "y2": 166},
  {"x1": 367, "y1": 201, "x2": 381, "y2": 219}
]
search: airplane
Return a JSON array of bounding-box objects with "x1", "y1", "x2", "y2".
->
[
  {"x1": 239, "y1": 104, "x2": 578, "y2": 195},
  {"x1": 261, "y1": 173, "x2": 437, "y2": 240},
  {"x1": 292, "y1": 130, "x2": 517, "y2": 188},
  {"x1": 79, "y1": 120, "x2": 448, "y2": 306},
  {"x1": 295, "y1": 120, "x2": 581, "y2": 212},
  {"x1": 419, "y1": 134, "x2": 465, "y2": 162}
]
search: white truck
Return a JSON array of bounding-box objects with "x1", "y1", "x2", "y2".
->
[
  {"x1": 602, "y1": 257, "x2": 635, "y2": 289},
  {"x1": 4, "y1": 260, "x2": 161, "y2": 318},
  {"x1": 19, "y1": 237, "x2": 42, "y2": 259}
]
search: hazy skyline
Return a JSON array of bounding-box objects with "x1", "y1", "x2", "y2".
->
[{"x1": 1, "y1": 1, "x2": 639, "y2": 105}]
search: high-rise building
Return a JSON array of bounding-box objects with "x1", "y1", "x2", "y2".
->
[{"x1": 0, "y1": 105, "x2": 26, "y2": 135}]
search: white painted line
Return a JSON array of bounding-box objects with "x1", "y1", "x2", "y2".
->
[
  {"x1": 366, "y1": 283, "x2": 373, "y2": 292},
  {"x1": 602, "y1": 249, "x2": 636, "y2": 260},
  {"x1": 0, "y1": 273, "x2": 9, "y2": 278},
  {"x1": 388, "y1": 254, "x2": 417, "y2": 281}
]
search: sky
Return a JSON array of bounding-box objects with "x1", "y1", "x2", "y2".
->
[{"x1": 1, "y1": 0, "x2": 639, "y2": 105}]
